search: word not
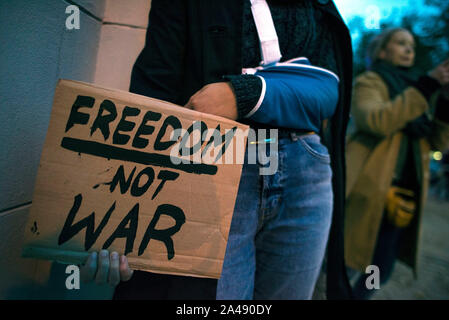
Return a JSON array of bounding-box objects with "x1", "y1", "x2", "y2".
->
[
  {"x1": 365, "y1": 265, "x2": 380, "y2": 290},
  {"x1": 65, "y1": 265, "x2": 80, "y2": 290},
  {"x1": 65, "y1": 5, "x2": 80, "y2": 30},
  {"x1": 97, "y1": 165, "x2": 180, "y2": 200}
]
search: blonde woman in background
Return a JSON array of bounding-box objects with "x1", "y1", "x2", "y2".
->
[{"x1": 344, "y1": 27, "x2": 449, "y2": 299}]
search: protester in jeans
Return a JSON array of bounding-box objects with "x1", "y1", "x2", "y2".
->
[
  {"x1": 344, "y1": 28, "x2": 449, "y2": 299},
  {"x1": 80, "y1": 0, "x2": 354, "y2": 300}
]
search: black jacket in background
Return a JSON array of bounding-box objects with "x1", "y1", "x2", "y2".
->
[{"x1": 114, "y1": 0, "x2": 353, "y2": 300}]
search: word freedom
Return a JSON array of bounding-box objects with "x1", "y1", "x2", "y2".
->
[{"x1": 64, "y1": 95, "x2": 279, "y2": 175}]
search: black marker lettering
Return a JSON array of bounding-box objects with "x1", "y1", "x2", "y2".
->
[
  {"x1": 153, "y1": 115, "x2": 182, "y2": 151},
  {"x1": 179, "y1": 121, "x2": 208, "y2": 156},
  {"x1": 58, "y1": 194, "x2": 116, "y2": 250},
  {"x1": 138, "y1": 204, "x2": 185, "y2": 259},
  {"x1": 152, "y1": 170, "x2": 180, "y2": 200},
  {"x1": 113, "y1": 106, "x2": 140, "y2": 145},
  {"x1": 214, "y1": 126, "x2": 237, "y2": 162},
  {"x1": 109, "y1": 165, "x2": 136, "y2": 194},
  {"x1": 102, "y1": 203, "x2": 139, "y2": 255},
  {"x1": 90, "y1": 99, "x2": 117, "y2": 140},
  {"x1": 130, "y1": 167, "x2": 155, "y2": 197},
  {"x1": 132, "y1": 111, "x2": 162, "y2": 149},
  {"x1": 61, "y1": 137, "x2": 218, "y2": 175},
  {"x1": 201, "y1": 124, "x2": 222, "y2": 159},
  {"x1": 65, "y1": 95, "x2": 95, "y2": 133}
]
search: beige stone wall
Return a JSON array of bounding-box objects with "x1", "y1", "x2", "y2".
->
[
  {"x1": 94, "y1": 0, "x2": 150, "y2": 90},
  {"x1": 93, "y1": 24, "x2": 146, "y2": 90},
  {"x1": 0, "y1": 0, "x2": 151, "y2": 299}
]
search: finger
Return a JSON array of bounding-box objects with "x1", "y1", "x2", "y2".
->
[
  {"x1": 95, "y1": 249, "x2": 110, "y2": 285},
  {"x1": 80, "y1": 251, "x2": 98, "y2": 283},
  {"x1": 119, "y1": 255, "x2": 134, "y2": 282},
  {"x1": 108, "y1": 251, "x2": 120, "y2": 286}
]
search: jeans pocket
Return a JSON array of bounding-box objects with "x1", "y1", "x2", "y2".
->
[{"x1": 298, "y1": 134, "x2": 331, "y2": 164}]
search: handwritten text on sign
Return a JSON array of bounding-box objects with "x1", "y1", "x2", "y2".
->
[{"x1": 22, "y1": 80, "x2": 248, "y2": 278}]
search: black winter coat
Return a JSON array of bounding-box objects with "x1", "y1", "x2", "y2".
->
[{"x1": 114, "y1": 0, "x2": 353, "y2": 300}]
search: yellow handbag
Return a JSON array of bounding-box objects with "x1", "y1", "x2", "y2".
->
[{"x1": 385, "y1": 186, "x2": 416, "y2": 228}]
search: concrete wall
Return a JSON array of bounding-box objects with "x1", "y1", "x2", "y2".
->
[{"x1": 0, "y1": 0, "x2": 150, "y2": 299}]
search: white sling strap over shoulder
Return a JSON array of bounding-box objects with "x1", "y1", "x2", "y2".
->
[{"x1": 249, "y1": 0, "x2": 282, "y2": 67}]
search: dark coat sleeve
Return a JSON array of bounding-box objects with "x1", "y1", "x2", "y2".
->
[{"x1": 129, "y1": 0, "x2": 187, "y2": 104}]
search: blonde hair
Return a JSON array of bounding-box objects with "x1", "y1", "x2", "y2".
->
[{"x1": 366, "y1": 27, "x2": 412, "y2": 69}]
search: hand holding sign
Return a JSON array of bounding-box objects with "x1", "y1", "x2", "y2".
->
[
  {"x1": 80, "y1": 250, "x2": 133, "y2": 286},
  {"x1": 184, "y1": 82, "x2": 238, "y2": 120}
]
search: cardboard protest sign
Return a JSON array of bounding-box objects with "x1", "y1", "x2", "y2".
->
[{"x1": 22, "y1": 79, "x2": 248, "y2": 279}]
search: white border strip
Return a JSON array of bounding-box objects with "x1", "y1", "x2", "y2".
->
[
  {"x1": 282, "y1": 57, "x2": 308, "y2": 63},
  {"x1": 270, "y1": 63, "x2": 340, "y2": 82},
  {"x1": 250, "y1": 0, "x2": 282, "y2": 66},
  {"x1": 245, "y1": 75, "x2": 267, "y2": 118}
]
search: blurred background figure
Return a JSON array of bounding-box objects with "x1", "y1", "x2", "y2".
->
[
  {"x1": 311, "y1": 0, "x2": 449, "y2": 301},
  {"x1": 328, "y1": 0, "x2": 449, "y2": 299},
  {"x1": 326, "y1": 0, "x2": 449, "y2": 300},
  {"x1": 343, "y1": 25, "x2": 449, "y2": 300}
]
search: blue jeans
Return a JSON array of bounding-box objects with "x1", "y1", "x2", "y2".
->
[{"x1": 216, "y1": 133, "x2": 333, "y2": 299}]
